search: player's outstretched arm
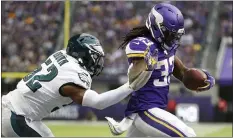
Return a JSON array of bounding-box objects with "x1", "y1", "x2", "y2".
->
[
  {"x1": 128, "y1": 47, "x2": 157, "y2": 86},
  {"x1": 59, "y1": 72, "x2": 150, "y2": 110},
  {"x1": 59, "y1": 83, "x2": 132, "y2": 110},
  {"x1": 173, "y1": 56, "x2": 215, "y2": 91},
  {"x1": 128, "y1": 58, "x2": 151, "y2": 82},
  {"x1": 128, "y1": 59, "x2": 146, "y2": 82}
]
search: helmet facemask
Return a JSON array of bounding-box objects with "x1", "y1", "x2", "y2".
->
[
  {"x1": 76, "y1": 45, "x2": 104, "y2": 77},
  {"x1": 87, "y1": 50, "x2": 104, "y2": 77},
  {"x1": 160, "y1": 25, "x2": 185, "y2": 50}
]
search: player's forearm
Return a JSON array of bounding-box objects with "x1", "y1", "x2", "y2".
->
[
  {"x1": 82, "y1": 83, "x2": 133, "y2": 110},
  {"x1": 128, "y1": 59, "x2": 147, "y2": 83},
  {"x1": 173, "y1": 56, "x2": 189, "y2": 82}
]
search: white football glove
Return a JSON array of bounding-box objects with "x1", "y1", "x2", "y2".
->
[
  {"x1": 105, "y1": 117, "x2": 123, "y2": 135},
  {"x1": 105, "y1": 114, "x2": 136, "y2": 136}
]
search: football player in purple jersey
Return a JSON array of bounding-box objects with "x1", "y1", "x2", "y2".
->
[{"x1": 106, "y1": 3, "x2": 215, "y2": 137}]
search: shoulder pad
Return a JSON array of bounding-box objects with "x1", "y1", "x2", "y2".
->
[{"x1": 125, "y1": 37, "x2": 154, "y2": 58}]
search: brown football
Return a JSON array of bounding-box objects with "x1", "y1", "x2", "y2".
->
[{"x1": 182, "y1": 68, "x2": 207, "y2": 91}]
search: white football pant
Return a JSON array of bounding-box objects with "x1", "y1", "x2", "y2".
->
[
  {"x1": 1, "y1": 97, "x2": 54, "y2": 137},
  {"x1": 126, "y1": 107, "x2": 196, "y2": 137}
]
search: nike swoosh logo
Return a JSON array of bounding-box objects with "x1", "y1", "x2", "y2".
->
[{"x1": 133, "y1": 42, "x2": 140, "y2": 45}]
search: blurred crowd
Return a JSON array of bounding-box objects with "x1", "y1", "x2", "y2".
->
[
  {"x1": 219, "y1": 2, "x2": 232, "y2": 37},
  {"x1": 71, "y1": 1, "x2": 212, "y2": 74},
  {"x1": 1, "y1": 1, "x2": 232, "y2": 75},
  {"x1": 1, "y1": 1, "x2": 63, "y2": 72}
]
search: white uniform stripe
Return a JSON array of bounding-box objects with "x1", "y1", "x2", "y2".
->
[{"x1": 151, "y1": 8, "x2": 163, "y2": 23}]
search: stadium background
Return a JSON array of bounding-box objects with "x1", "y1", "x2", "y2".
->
[{"x1": 1, "y1": 1, "x2": 232, "y2": 137}]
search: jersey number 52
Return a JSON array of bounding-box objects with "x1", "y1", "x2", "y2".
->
[{"x1": 23, "y1": 58, "x2": 58, "y2": 92}]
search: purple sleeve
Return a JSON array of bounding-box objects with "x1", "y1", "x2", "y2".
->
[{"x1": 125, "y1": 38, "x2": 148, "y2": 60}]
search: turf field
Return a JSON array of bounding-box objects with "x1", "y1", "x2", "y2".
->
[{"x1": 45, "y1": 121, "x2": 232, "y2": 137}]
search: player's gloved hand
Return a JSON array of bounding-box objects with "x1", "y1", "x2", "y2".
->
[
  {"x1": 105, "y1": 114, "x2": 136, "y2": 136},
  {"x1": 144, "y1": 48, "x2": 158, "y2": 71},
  {"x1": 105, "y1": 117, "x2": 123, "y2": 135},
  {"x1": 197, "y1": 69, "x2": 215, "y2": 91}
]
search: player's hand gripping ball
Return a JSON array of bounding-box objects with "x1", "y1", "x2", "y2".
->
[{"x1": 182, "y1": 68, "x2": 215, "y2": 92}]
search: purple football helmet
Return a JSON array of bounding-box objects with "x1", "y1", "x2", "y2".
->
[{"x1": 146, "y1": 3, "x2": 185, "y2": 51}]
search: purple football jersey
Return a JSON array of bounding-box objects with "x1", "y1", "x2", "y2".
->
[{"x1": 125, "y1": 36, "x2": 176, "y2": 117}]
